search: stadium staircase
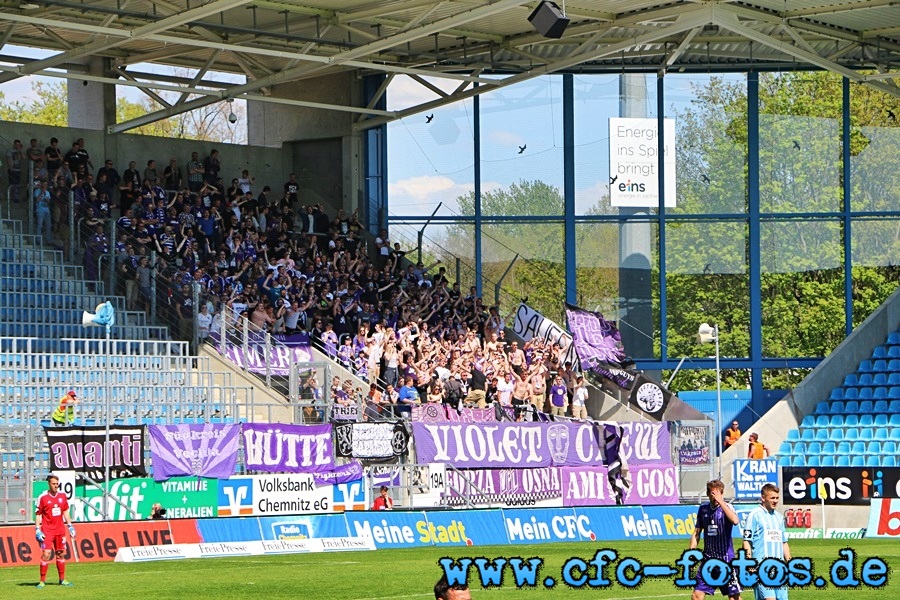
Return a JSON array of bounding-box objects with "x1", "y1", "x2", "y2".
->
[
  {"x1": 721, "y1": 287, "x2": 900, "y2": 487},
  {"x1": 0, "y1": 216, "x2": 291, "y2": 522}
]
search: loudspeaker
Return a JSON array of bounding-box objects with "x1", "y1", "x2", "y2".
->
[{"x1": 528, "y1": 1, "x2": 570, "y2": 39}]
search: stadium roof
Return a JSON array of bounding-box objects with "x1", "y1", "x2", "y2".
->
[{"x1": 1, "y1": 0, "x2": 898, "y2": 130}]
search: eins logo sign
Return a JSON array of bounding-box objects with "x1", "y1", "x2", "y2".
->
[
  {"x1": 861, "y1": 469, "x2": 884, "y2": 499},
  {"x1": 617, "y1": 180, "x2": 646, "y2": 193},
  {"x1": 787, "y1": 468, "x2": 852, "y2": 502}
]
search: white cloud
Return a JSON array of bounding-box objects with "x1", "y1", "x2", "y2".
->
[
  {"x1": 388, "y1": 175, "x2": 473, "y2": 217},
  {"x1": 487, "y1": 129, "x2": 526, "y2": 148},
  {"x1": 387, "y1": 76, "x2": 460, "y2": 111}
]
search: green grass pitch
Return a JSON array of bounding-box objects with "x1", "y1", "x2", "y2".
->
[{"x1": 0, "y1": 539, "x2": 895, "y2": 599}]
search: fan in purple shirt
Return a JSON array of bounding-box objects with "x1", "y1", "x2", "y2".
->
[{"x1": 689, "y1": 479, "x2": 742, "y2": 600}]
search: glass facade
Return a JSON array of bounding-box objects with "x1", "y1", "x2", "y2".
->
[{"x1": 378, "y1": 71, "x2": 900, "y2": 399}]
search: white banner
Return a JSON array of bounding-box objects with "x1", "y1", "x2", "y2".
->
[
  {"x1": 114, "y1": 537, "x2": 376, "y2": 562},
  {"x1": 609, "y1": 117, "x2": 676, "y2": 207},
  {"x1": 217, "y1": 473, "x2": 333, "y2": 516},
  {"x1": 512, "y1": 304, "x2": 577, "y2": 365}
]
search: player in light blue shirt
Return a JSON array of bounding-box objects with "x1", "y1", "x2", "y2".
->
[{"x1": 742, "y1": 483, "x2": 792, "y2": 600}]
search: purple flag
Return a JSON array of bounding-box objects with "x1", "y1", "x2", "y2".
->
[
  {"x1": 148, "y1": 423, "x2": 240, "y2": 481},
  {"x1": 312, "y1": 460, "x2": 364, "y2": 486},
  {"x1": 565, "y1": 304, "x2": 626, "y2": 365},
  {"x1": 220, "y1": 344, "x2": 312, "y2": 375},
  {"x1": 242, "y1": 423, "x2": 334, "y2": 473}
]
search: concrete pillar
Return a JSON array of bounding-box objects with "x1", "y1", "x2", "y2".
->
[
  {"x1": 247, "y1": 71, "x2": 363, "y2": 214},
  {"x1": 67, "y1": 57, "x2": 116, "y2": 131}
]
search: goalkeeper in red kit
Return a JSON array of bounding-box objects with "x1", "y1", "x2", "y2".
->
[{"x1": 35, "y1": 474, "x2": 76, "y2": 587}]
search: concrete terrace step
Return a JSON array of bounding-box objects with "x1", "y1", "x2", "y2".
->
[
  {"x1": 0, "y1": 307, "x2": 148, "y2": 327},
  {"x1": 0, "y1": 262, "x2": 84, "y2": 280},
  {"x1": 0, "y1": 291, "x2": 124, "y2": 312}
]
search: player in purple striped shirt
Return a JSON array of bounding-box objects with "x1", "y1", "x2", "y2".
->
[{"x1": 689, "y1": 479, "x2": 742, "y2": 600}]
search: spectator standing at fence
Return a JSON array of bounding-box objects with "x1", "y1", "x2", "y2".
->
[
  {"x1": 35, "y1": 475, "x2": 76, "y2": 588},
  {"x1": 548, "y1": 375, "x2": 567, "y2": 417},
  {"x1": 34, "y1": 180, "x2": 52, "y2": 241},
  {"x1": 571, "y1": 376, "x2": 589, "y2": 420},
  {"x1": 45, "y1": 137, "x2": 64, "y2": 181},
  {"x1": 203, "y1": 149, "x2": 220, "y2": 185},
  {"x1": 163, "y1": 157, "x2": 182, "y2": 191},
  {"x1": 747, "y1": 433, "x2": 770, "y2": 459},
  {"x1": 6, "y1": 139, "x2": 24, "y2": 203},
  {"x1": 396, "y1": 377, "x2": 420, "y2": 418},
  {"x1": 186, "y1": 151, "x2": 204, "y2": 192},
  {"x1": 725, "y1": 420, "x2": 741, "y2": 451},
  {"x1": 51, "y1": 391, "x2": 78, "y2": 426},
  {"x1": 372, "y1": 486, "x2": 394, "y2": 510}
]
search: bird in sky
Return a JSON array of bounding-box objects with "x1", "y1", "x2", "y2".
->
[
  {"x1": 518, "y1": 145, "x2": 527, "y2": 154},
  {"x1": 610, "y1": 175, "x2": 618, "y2": 184},
  {"x1": 426, "y1": 114, "x2": 434, "y2": 123},
  {"x1": 700, "y1": 174, "x2": 710, "y2": 183},
  {"x1": 887, "y1": 109, "x2": 896, "y2": 121},
  {"x1": 792, "y1": 140, "x2": 801, "y2": 150}
]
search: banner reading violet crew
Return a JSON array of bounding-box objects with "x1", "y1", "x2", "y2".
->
[
  {"x1": 242, "y1": 423, "x2": 334, "y2": 473},
  {"x1": 148, "y1": 423, "x2": 240, "y2": 481}
]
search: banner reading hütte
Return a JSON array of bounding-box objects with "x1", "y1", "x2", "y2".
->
[{"x1": 241, "y1": 423, "x2": 334, "y2": 473}]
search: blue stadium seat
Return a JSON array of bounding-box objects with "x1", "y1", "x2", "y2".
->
[
  {"x1": 859, "y1": 360, "x2": 874, "y2": 373},
  {"x1": 892, "y1": 428, "x2": 900, "y2": 441},
  {"x1": 815, "y1": 401, "x2": 829, "y2": 414},
  {"x1": 844, "y1": 387, "x2": 859, "y2": 400},
  {"x1": 890, "y1": 387, "x2": 900, "y2": 400},
  {"x1": 851, "y1": 456, "x2": 866, "y2": 467},
  {"x1": 874, "y1": 372, "x2": 889, "y2": 386},
  {"x1": 859, "y1": 400, "x2": 875, "y2": 414},
  {"x1": 873, "y1": 346, "x2": 888, "y2": 359},
  {"x1": 859, "y1": 387, "x2": 874, "y2": 400},
  {"x1": 874, "y1": 360, "x2": 888, "y2": 372},
  {"x1": 815, "y1": 428, "x2": 829, "y2": 441},
  {"x1": 801, "y1": 415, "x2": 815, "y2": 428},
  {"x1": 890, "y1": 414, "x2": 900, "y2": 427},
  {"x1": 807, "y1": 456, "x2": 821, "y2": 467},
  {"x1": 859, "y1": 374, "x2": 874, "y2": 387},
  {"x1": 874, "y1": 400, "x2": 889, "y2": 412},
  {"x1": 793, "y1": 442, "x2": 807, "y2": 455},
  {"x1": 860, "y1": 428, "x2": 874, "y2": 441},
  {"x1": 829, "y1": 388, "x2": 844, "y2": 401},
  {"x1": 822, "y1": 441, "x2": 837, "y2": 454},
  {"x1": 884, "y1": 456, "x2": 898, "y2": 467},
  {"x1": 845, "y1": 427, "x2": 859, "y2": 440},
  {"x1": 875, "y1": 427, "x2": 890, "y2": 440},
  {"x1": 821, "y1": 456, "x2": 836, "y2": 467},
  {"x1": 889, "y1": 346, "x2": 900, "y2": 358},
  {"x1": 889, "y1": 331, "x2": 900, "y2": 345},
  {"x1": 851, "y1": 441, "x2": 866, "y2": 455},
  {"x1": 844, "y1": 373, "x2": 859, "y2": 386},
  {"x1": 830, "y1": 429, "x2": 844, "y2": 441},
  {"x1": 801, "y1": 428, "x2": 815, "y2": 441},
  {"x1": 828, "y1": 400, "x2": 845, "y2": 414},
  {"x1": 779, "y1": 455, "x2": 792, "y2": 467},
  {"x1": 875, "y1": 414, "x2": 889, "y2": 427},
  {"x1": 807, "y1": 441, "x2": 822, "y2": 454},
  {"x1": 844, "y1": 400, "x2": 860, "y2": 413},
  {"x1": 837, "y1": 441, "x2": 851, "y2": 454},
  {"x1": 837, "y1": 455, "x2": 851, "y2": 467},
  {"x1": 866, "y1": 441, "x2": 882, "y2": 455},
  {"x1": 874, "y1": 387, "x2": 889, "y2": 400},
  {"x1": 815, "y1": 415, "x2": 830, "y2": 428},
  {"x1": 779, "y1": 441, "x2": 793, "y2": 455},
  {"x1": 860, "y1": 413, "x2": 874, "y2": 427},
  {"x1": 829, "y1": 414, "x2": 845, "y2": 428},
  {"x1": 786, "y1": 429, "x2": 800, "y2": 441},
  {"x1": 889, "y1": 373, "x2": 900, "y2": 385},
  {"x1": 845, "y1": 414, "x2": 860, "y2": 427},
  {"x1": 883, "y1": 441, "x2": 897, "y2": 455},
  {"x1": 889, "y1": 360, "x2": 900, "y2": 373},
  {"x1": 792, "y1": 456, "x2": 806, "y2": 467}
]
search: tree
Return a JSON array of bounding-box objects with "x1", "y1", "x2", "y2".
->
[{"x1": 0, "y1": 80, "x2": 246, "y2": 143}]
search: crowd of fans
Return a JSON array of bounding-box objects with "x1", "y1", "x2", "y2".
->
[{"x1": 7, "y1": 137, "x2": 590, "y2": 422}]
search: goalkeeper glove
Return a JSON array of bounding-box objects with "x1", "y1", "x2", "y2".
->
[
  {"x1": 68, "y1": 525, "x2": 76, "y2": 538},
  {"x1": 35, "y1": 529, "x2": 45, "y2": 543}
]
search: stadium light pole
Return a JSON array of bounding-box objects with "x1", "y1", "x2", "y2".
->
[{"x1": 698, "y1": 322, "x2": 722, "y2": 478}]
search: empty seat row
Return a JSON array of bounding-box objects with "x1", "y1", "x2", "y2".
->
[
  {"x1": 801, "y1": 413, "x2": 900, "y2": 429},
  {"x1": 872, "y1": 345, "x2": 900, "y2": 359},
  {"x1": 0, "y1": 292, "x2": 119, "y2": 311},
  {"x1": 857, "y1": 359, "x2": 900, "y2": 373},
  {"x1": 818, "y1": 398, "x2": 900, "y2": 413},
  {"x1": 786, "y1": 426, "x2": 900, "y2": 442},
  {"x1": 782, "y1": 439, "x2": 898, "y2": 456},
  {"x1": 0, "y1": 307, "x2": 147, "y2": 326},
  {"x1": 779, "y1": 455, "x2": 898, "y2": 468},
  {"x1": 841, "y1": 371, "x2": 900, "y2": 388}
]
